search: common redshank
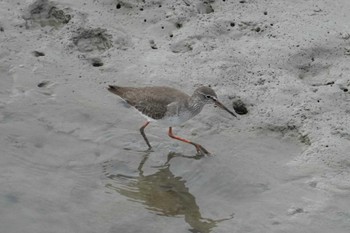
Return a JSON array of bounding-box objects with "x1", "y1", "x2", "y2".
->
[{"x1": 108, "y1": 85, "x2": 237, "y2": 155}]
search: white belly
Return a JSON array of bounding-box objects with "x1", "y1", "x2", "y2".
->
[{"x1": 155, "y1": 111, "x2": 193, "y2": 127}]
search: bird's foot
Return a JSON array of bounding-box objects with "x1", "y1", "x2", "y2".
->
[
  {"x1": 125, "y1": 146, "x2": 153, "y2": 153},
  {"x1": 145, "y1": 146, "x2": 154, "y2": 152},
  {"x1": 194, "y1": 144, "x2": 211, "y2": 156}
]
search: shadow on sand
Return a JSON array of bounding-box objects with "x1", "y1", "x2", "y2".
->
[{"x1": 103, "y1": 152, "x2": 233, "y2": 233}]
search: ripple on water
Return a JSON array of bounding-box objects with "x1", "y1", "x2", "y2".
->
[
  {"x1": 101, "y1": 132, "x2": 307, "y2": 232},
  {"x1": 102, "y1": 153, "x2": 234, "y2": 233}
]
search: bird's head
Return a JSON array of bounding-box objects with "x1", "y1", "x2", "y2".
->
[{"x1": 195, "y1": 86, "x2": 237, "y2": 118}]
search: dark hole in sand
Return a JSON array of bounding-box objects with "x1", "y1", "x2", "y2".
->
[
  {"x1": 32, "y1": 51, "x2": 45, "y2": 57},
  {"x1": 91, "y1": 59, "x2": 104, "y2": 67},
  {"x1": 37, "y1": 81, "x2": 49, "y2": 87},
  {"x1": 175, "y1": 22, "x2": 182, "y2": 29},
  {"x1": 232, "y1": 99, "x2": 248, "y2": 115}
]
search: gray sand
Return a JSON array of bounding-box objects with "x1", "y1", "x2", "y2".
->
[{"x1": 1, "y1": 0, "x2": 350, "y2": 232}]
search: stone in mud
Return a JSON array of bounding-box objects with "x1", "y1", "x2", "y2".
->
[{"x1": 232, "y1": 99, "x2": 248, "y2": 115}]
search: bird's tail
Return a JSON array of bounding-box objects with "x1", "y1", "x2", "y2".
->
[{"x1": 107, "y1": 85, "x2": 121, "y2": 95}]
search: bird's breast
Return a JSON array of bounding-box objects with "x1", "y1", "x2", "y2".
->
[{"x1": 157, "y1": 111, "x2": 193, "y2": 127}]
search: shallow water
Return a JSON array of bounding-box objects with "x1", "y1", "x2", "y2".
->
[
  {"x1": 100, "y1": 134, "x2": 303, "y2": 233},
  {"x1": 103, "y1": 153, "x2": 233, "y2": 233},
  {"x1": 0, "y1": 93, "x2": 348, "y2": 233},
  {"x1": 0, "y1": 106, "x2": 313, "y2": 233}
]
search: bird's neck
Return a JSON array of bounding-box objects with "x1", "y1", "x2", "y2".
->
[{"x1": 187, "y1": 95, "x2": 206, "y2": 116}]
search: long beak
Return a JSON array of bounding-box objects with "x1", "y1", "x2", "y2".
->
[{"x1": 214, "y1": 100, "x2": 237, "y2": 118}]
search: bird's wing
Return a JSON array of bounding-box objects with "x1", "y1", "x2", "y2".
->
[
  {"x1": 108, "y1": 86, "x2": 188, "y2": 120},
  {"x1": 133, "y1": 99, "x2": 169, "y2": 120}
]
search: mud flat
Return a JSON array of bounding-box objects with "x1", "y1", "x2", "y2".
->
[{"x1": 0, "y1": 0, "x2": 350, "y2": 232}]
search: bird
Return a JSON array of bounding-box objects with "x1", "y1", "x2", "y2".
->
[{"x1": 108, "y1": 85, "x2": 237, "y2": 155}]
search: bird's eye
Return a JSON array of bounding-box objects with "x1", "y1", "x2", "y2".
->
[{"x1": 205, "y1": 95, "x2": 211, "y2": 99}]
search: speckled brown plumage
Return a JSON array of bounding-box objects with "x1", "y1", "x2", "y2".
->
[{"x1": 108, "y1": 85, "x2": 189, "y2": 120}]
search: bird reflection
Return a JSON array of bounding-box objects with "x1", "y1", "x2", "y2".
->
[{"x1": 104, "y1": 153, "x2": 233, "y2": 233}]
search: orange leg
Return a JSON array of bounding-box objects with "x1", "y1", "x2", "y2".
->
[
  {"x1": 139, "y1": 121, "x2": 152, "y2": 150},
  {"x1": 168, "y1": 127, "x2": 210, "y2": 155}
]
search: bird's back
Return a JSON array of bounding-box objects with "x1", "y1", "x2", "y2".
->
[{"x1": 108, "y1": 85, "x2": 189, "y2": 120}]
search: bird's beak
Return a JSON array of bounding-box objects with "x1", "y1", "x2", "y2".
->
[{"x1": 214, "y1": 100, "x2": 237, "y2": 118}]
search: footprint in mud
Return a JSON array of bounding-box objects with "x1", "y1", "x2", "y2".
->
[
  {"x1": 71, "y1": 28, "x2": 113, "y2": 53},
  {"x1": 170, "y1": 38, "x2": 195, "y2": 53},
  {"x1": 196, "y1": 1, "x2": 214, "y2": 14},
  {"x1": 235, "y1": 21, "x2": 272, "y2": 36},
  {"x1": 23, "y1": 0, "x2": 71, "y2": 28},
  {"x1": 0, "y1": 64, "x2": 13, "y2": 100},
  {"x1": 169, "y1": 18, "x2": 272, "y2": 53},
  {"x1": 286, "y1": 45, "x2": 342, "y2": 85}
]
